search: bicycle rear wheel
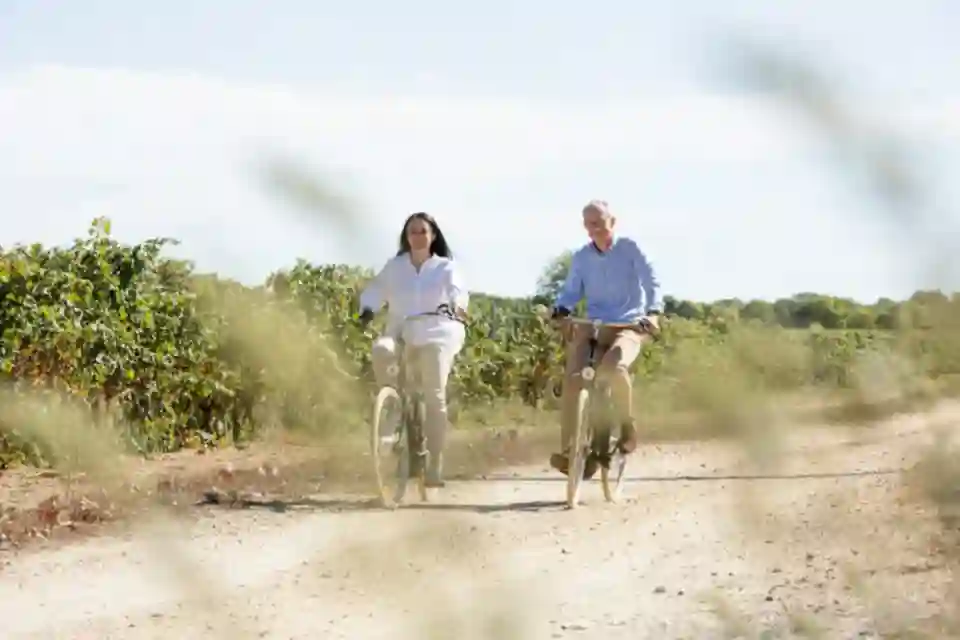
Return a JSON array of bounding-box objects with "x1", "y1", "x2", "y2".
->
[
  {"x1": 601, "y1": 448, "x2": 628, "y2": 503},
  {"x1": 371, "y1": 386, "x2": 408, "y2": 508},
  {"x1": 599, "y1": 393, "x2": 628, "y2": 504},
  {"x1": 566, "y1": 388, "x2": 591, "y2": 509},
  {"x1": 407, "y1": 398, "x2": 429, "y2": 502}
]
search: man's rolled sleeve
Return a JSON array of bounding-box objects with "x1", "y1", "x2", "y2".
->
[
  {"x1": 633, "y1": 245, "x2": 662, "y2": 314},
  {"x1": 554, "y1": 252, "x2": 584, "y2": 311}
]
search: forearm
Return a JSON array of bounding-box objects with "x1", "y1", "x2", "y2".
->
[
  {"x1": 359, "y1": 263, "x2": 390, "y2": 311},
  {"x1": 643, "y1": 278, "x2": 662, "y2": 313},
  {"x1": 451, "y1": 288, "x2": 469, "y2": 312},
  {"x1": 634, "y1": 248, "x2": 662, "y2": 314},
  {"x1": 554, "y1": 289, "x2": 580, "y2": 311},
  {"x1": 445, "y1": 263, "x2": 470, "y2": 313},
  {"x1": 359, "y1": 282, "x2": 382, "y2": 310},
  {"x1": 554, "y1": 258, "x2": 583, "y2": 310}
]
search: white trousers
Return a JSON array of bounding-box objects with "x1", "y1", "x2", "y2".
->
[{"x1": 371, "y1": 337, "x2": 461, "y2": 457}]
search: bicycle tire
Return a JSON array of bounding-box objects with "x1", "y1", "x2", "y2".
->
[
  {"x1": 566, "y1": 388, "x2": 591, "y2": 509},
  {"x1": 601, "y1": 449, "x2": 628, "y2": 503},
  {"x1": 598, "y1": 389, "x2": 628, "y2": 504},
  {"x1": 371, "y1": 386, "x2": 408, "y2": 508}
]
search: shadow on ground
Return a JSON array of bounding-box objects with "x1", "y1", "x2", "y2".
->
[
  {"x1": 478, "y1": 468, "x2": 905, "y2": 483},
  {"x1": 192, "y1": 465, "x2": 904, "y2": 518}
]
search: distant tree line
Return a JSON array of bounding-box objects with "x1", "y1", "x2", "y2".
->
[{"x1": 661, "y1": 291, "x2": 957, "y2": 330}]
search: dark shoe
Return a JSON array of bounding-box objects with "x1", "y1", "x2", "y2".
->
[
  {"x1": 616, "y1": 421, "x2": 638, "y2": 454},
  {"x1": 549, "y1": 452, "x2": 600, "y2": 480},
  {"x1": 594, "y1": 452, "x2": 612, "y2": 469}
]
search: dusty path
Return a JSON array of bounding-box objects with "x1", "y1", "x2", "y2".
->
[{"x1": 1, "y1": 406, "x2": 956, "y2": 640}]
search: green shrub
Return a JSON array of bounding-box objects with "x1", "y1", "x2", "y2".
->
[{"x1": 2, "y1": 219, "x2": 959, "y2": 467}]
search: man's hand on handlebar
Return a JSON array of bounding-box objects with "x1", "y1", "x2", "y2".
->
[
  {"x1": 638, "y1": 312, "x2": 661, "y2": 335},
  {"x1": 549, "y1": 306, "x2": 573, "y2": 340},
  {"x1": 544, "y1": 306, "x2": 662, "y2": 339}
]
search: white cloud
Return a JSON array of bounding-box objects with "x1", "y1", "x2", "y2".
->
[
  {"x1": 0, "y1": 64, "x2": 954, "y2": 299},
  {"x1": 1, "y1": 64, "x2": 820, "y2": 175}
]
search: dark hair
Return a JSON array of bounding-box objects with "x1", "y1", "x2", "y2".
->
[{"x1": 396, "y1": 212, "x2": 453, "y2": 258}]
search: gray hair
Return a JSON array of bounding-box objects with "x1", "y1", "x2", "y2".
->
[{"x1": 582, "y1": 199, "x2": 611, "y2": 217}]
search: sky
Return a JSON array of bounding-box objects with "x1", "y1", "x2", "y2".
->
[{"x1": 1, "y1": 0, "x2": 958, "y2": 303}]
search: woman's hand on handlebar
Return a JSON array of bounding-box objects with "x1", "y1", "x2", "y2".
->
[
  {"x1": 436, "y1": 303, "x2": 468, "y2": 324},
  {"x1": 358, "y1": 307, "x2": 374, "y2": 328}
]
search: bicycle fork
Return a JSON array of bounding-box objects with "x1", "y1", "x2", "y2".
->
[{"x1": 582, "y1": 334, "x2": 617, "y2": 467}]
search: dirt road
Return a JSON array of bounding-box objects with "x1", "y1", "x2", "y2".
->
[{"x1": 1, "y1": 406, "x2": 955, "y2": 639}]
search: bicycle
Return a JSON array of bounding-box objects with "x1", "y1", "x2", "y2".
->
[
  {"x1": 369, "y1": 305, "x2": 465, "y2": 509},
  {"x1": 544, "y1": 310, "x2": 655, "y2": 509}
]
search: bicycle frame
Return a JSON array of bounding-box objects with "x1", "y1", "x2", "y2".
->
[
  {"x1": 373, "y1": 306, "x2": 466, "y2": 499},
  {"x1": 549, "y1": 314, "x2": 653, "y2": 507},
  {"x1": 560, "y1": 317, "x2": 651, "y2": 373},
  {"x1": 385, "y1": 331, "x2": 428, "y2": 475},
  {"x1": 560, "y1": 317, "x2": 648, "y2": 450}
]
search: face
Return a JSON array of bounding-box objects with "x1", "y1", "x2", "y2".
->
[
  {"x1": 583, "y1": 206, "x2": 615, "y2": 245},
  {"x1": 405, "y1": 216, "x2": 434, "y2": 252}
]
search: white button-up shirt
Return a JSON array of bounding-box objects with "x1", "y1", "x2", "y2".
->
[{"x1": 359, "y1": 254, "x2": 469, "y2": 348}]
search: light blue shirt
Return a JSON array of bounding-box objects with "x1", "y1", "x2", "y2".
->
[{"x1": 554, "y1": 237, "x2": 662, "y2": 323}]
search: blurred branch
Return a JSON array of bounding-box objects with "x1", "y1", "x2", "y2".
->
[{"x1": 256, "y1": 155, "x2": 367, "y2": 244}]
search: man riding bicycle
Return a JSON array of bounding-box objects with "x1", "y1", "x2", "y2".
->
[{"x1": 549, "y1": 199, "x2": 663, "y2": 480}]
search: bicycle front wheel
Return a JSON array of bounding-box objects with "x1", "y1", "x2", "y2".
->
[
  {"x1": 371, "y1": 386, "x2": 408, "y2": 508},
  {"x1": 566, "y1": 388, "x2": 591, "y2": 509}
]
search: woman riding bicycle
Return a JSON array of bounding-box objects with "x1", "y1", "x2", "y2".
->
[{"x1": 357, "y1": 212, "x2": 469, "y2": 488}]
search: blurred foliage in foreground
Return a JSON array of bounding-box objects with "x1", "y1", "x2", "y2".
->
[{"x1": 2, "y1": 218, "x2": 959, "y2": 468}]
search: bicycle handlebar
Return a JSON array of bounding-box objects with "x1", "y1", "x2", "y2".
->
[
  {"x1": 531, "y1": 304, "x2": 650, "y2": 331},
  {"x1": 554, "y1": 317, "x2": 646, "y2": 330},
  {"x1": 386, "y1": 304, "x2": 467, "y2": 328}
]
